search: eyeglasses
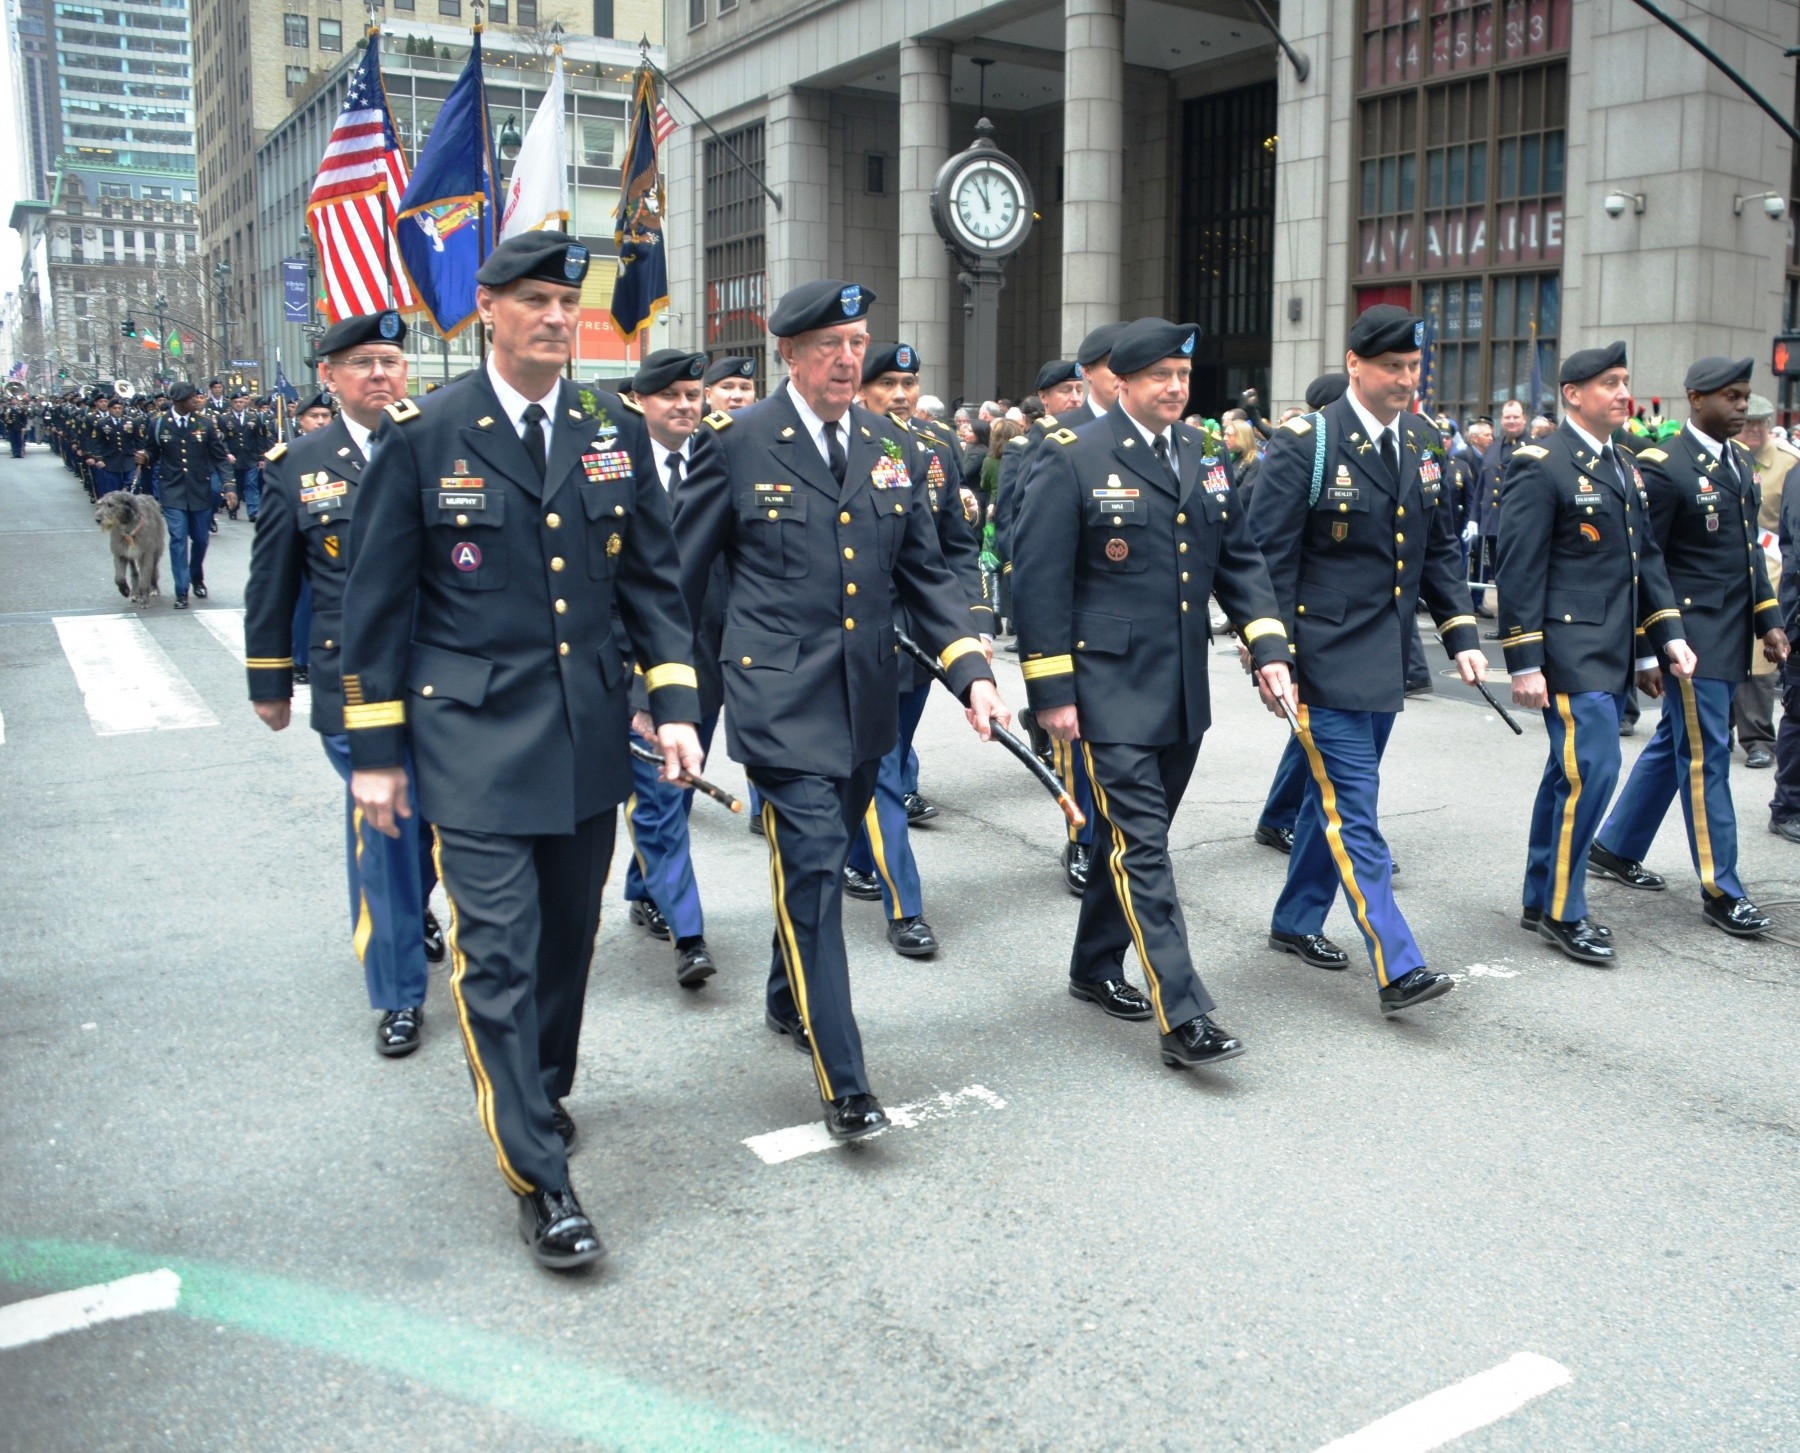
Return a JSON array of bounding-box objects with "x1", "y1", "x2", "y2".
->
[{"x1": 332, "y1": 354, "x2": 405, "y2": 375}]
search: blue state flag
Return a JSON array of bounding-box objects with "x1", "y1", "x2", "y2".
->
[
  {"x1": 273, "y1": 362, "x2": 299, "y2": 404},
  {"x1": 610, "y1": 68, "x2": 669, "y2": 343},
  {"x1": 396, "y1": 32, "x2": 496, "y2": 337}
]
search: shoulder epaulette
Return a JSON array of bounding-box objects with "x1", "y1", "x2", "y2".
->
[
  {"x1": 621, "y1": 394, "x2": 644, "y2": 415},
  {"x1": 384, "y1": 397, "x2": 421, "y2": 424},
  {"x1": 265, "y1": 441, "x2": 287, "y2": 462},
  {"x1": 1513, "y1": 444, "x2": 1549, "y2": 460},
  {"x1": 703, "y1": 411, "x2": 733, "y2": 431},
  {"x1": 886, "y1": 410, "x2": 912, "y2": 434},
  {"x1": 1004, "y1": 435, "x2": 1029, "y2": 450},
  {"x1": 1635, "y1": 448, "x2": 1667, "y2": 463},
  {"x1": 1282, "y1": 416, "x2": 1312, "y2": 435},
  {"x1": 1049, "y1": 428, "x2": 1079, "y2": 446},
  {"x1": 1035, "y1": 415, "x2": 1057, "y2": 431}
]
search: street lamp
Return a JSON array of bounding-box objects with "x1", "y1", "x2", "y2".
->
[
  {"x1": 498, "y1": 114, "x2": 523, "y2": 164},
  {"x1": 214, "y1": 259, "x2": 233, "y2": 381},
  {"x1": 297, "y1": 230, "x2": 324, "y2": 352},
  {"x1": 154, "y1": 294, "x2": 169, "y2": 389}
]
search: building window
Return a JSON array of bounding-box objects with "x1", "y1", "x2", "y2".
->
[
  {"x1": 688, "y1": 0, "x2": 705, "y2": 28},
  {"x1": 318, "y1": 18, "x2": 342, "y2": 50},
  {"x1": 719, "y1": 0, "x2": 738, "y2": 12},
  {"x1": 392, "y1": 0, "x2": 413, "y2": 9},
  {"x1": 864, "y1": 152, "x2": 885, "y2": 195},
  {"x1": 1357, "y1": 92, "x2": 1419, "y2": 277},
  {"x1": 1486, "y1": 272, "x2": 1558, "y2": 415},
  {"x1": 283, "y1": 12, "x2": 307, "y2": 46},
  {"x1": 703, "y1": 121, "x2": 767, "y2": 383},
  {"x1": 578, "y1": 118, "x2": 615, "y2": 167},
  {"x1": 489, "y1": 0, "x2": 508, "y2": 19},
  {"x1": 517, "y1": 0, "x2": 536, "y2": 23},
  {"x1": 439, "y1": 0, "x2": 460, "y2": 15},
  {"x1": 593, "y1": 0, "x2": 612, "y2": 34},
  {"x1": 286, "y1": 64, "x2": 308, "y2": 95}
]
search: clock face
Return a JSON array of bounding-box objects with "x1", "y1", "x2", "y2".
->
[{"x1": 955, "y1": 166, "x2": 1020, "y2": 243}]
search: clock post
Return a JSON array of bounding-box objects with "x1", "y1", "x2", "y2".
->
[{"x1": 929, "y1": 118, "x2": 1035, "y2": 404}]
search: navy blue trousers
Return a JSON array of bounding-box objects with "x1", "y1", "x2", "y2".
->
[
  {"x1": 624, "y1": 743, "x2": 705, "y2": 941},
  {"x1": 1599, "y1": 675, "x2": 1746, "y2": 903},
  {"x1": 1259, "y1": 735, "x2": 1308, "y2": 833},
  {"x1": 1522, "y1": 692, "x2": 1624, "y2": 923},
  {"x1": 846, "y1": 684, "x2": 930, "y2": 920},
  {"x1": 1051, "y1": 735, "x2": 1097, "y2": 848},
  {"x1": 1272, "y1": 706, "x2": 1422, "y2": 987},
  {"x1": 320, "y1": 733, "x2": 436, "y2": 1010}
]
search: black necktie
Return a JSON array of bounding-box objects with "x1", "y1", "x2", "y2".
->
[
  {"x1": 1379, "y1": 428, "x2": 1399, "y2": 485},
  {"x1": 520, "y1": 402, "x2": 546, "y2": 481},
  {"x1": 1601, "y1": 443, "x2": 1628, "y2": 492},
  {"x1": 665, "y1": 450, "x2": 684, "y2": 492},
  {"x1": 1152, "y1": 435, "x2": 1179, "y2": 487},
  {"x1": 823, "y1": 422, "x2": 846, "y2": 487},
  {"x1": 1720, "y1": 445, "x2": 1739, "y2": 490}
]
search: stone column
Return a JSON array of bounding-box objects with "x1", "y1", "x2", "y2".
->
[
  {"x1": 1060, "y1": 0, "x2": 1124, "y2": 357},
  {"x1": 765, "y1": 87, "x2": 832, "y2": 328},
  {"x1": 898, "y1": 37, "x2": 954, "y2": 396}
]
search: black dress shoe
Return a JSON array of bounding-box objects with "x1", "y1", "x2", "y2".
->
[
  {"x1": 1268, "y1": 930, "x2": 1349, "y2": 970},
  {"x1": 377, "y1": 1006, "x2": 422, "y2": 1057},
  {"x1": 173, "y1": 594, "x2": 188, "y2": 609},
  {"x1": 1254, "y1": 822, "x2": 1295, "y2": 853},
  {"x1": 1062, "y1": 841, "x2": 1091, "y2": 896},
  {"x1": 191, "y1": 580, "x2": 208, "y2": 599},
  {"x1": 1537, "y1": 915, "x2": 1615, "y2": 965},
  {"x1": 628, "y1": 898, "x2": 670, "y2": 940},
  {"x1": 1067, "y1": 977, "x2": 1154, "y2": 1020},
  {"x1": 904, "y1": 791, "x2": 940, "y2": 824},
  {"x1": 1745, "y1": 744, "x2": 1774, "y2": 769},
  {"x1": 1619, "y1": 720, "x2": 1638, "y2": 738},
  {"x1": 674, "y1": 936, "x2": 715, "y2": 987},
  {"x1": 1378, "y1": 967, "x2": 1454, "y2": 1013},
  {"x1": 1588, "y1": 843, "x2": 1664, "y2": 890},
  {"x1": 842, "y1": 865, "x2": 883, "y2": 901},
  {"x1": 1772, "y1": 816, "x2": 1800, "y2": 844},
  {"x1": 421, "y1": 909, "x2": 446, "y2": 964},
  {"x1": 1703, "y1": 895, "x2": 1771, "y2": 937},
  {"x1": 1474, "y1": 603, "x2": 1495, "y2": 619},
  {"x1": 551, "y1": 1101, "x2": 577, "y2": 1150},
  {"x1": 517, "y1": 1186, "x2": 605, "y2": 1270},
  {"x1": 1389, "y1": 857, "x2": 1400, "y2": 879},
  {"x1": 765, "y1": 1010, "x2": 811, "y2": 1053},
  {"x1": 824, "y1": 1093, "x2": 890, "y2": 1142},
  {"x1": 887, "y1": 915, "x2": 938, "y2": 957},
  {"x1": 1518, "y1": 906, "x2": 1612, "y2": 940},
  {"x1": 1405, "y1": 678, "x2": 1433, "y2": 697},
  {"x1": 209, "y1": 519, "x2": 219, "y2": 534},
  {"x1": 291, "y1": 665, "x2": 309, "y2": 685},
  {"x1": 1159, "y1": 1014, "x2": 1246, "y2": 1068}
]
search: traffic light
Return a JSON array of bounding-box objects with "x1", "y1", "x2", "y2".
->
[
  {"x1": 121, "y1": 317, "x2": 138, "y2": 339},
  {"x1": 1774, "y1": 333, "x2": 1800, "y2": 379},
  {"x1": 57, "y1": 368, "x2": 68, "y2": 380}
]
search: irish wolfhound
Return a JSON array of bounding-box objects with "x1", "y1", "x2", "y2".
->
[{"x1": 95, "y1": 490, "x2": 167, "y2": 608}]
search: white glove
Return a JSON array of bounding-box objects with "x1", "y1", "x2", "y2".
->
[{"x1": 1461, "y1": 521, "x2": 1479, "y2": 543}]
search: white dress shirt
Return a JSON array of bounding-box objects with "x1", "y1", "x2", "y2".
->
[
  {"x1": 653, "y1": 436, "x2": 693, "y2": 492},
  {"x1": 785, "y1": 380, "x2": 847, "y2": 469},
  {"x1": 1120, "y1": 406, "x2": 1178, "y2": 473},
  {"x1": 485, "y1": 356, "x2": 560, "y2": 460},
  {"x1": 1344, "y1": 387, "x2": 1401, "y2": 465},
  {"x1": 341, "y1": 412, "x2": 373, "y2": 461}
]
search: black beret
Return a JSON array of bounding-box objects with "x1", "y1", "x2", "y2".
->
[
  {"x1": 229, "y1": 388, "x2": 249, "y2": 400},
  {"x1": 1683, "y1": 355, "x2": 1754, "y2": 393},
  {"x1": 1347, "y1": 305, "x2": 1425, "y2": 358},
  {"x1": 1558, "y1": 340, "x2": 1627, "y2": 385},
  {"x1": 315, "y1": 310, "x2": 407, "y2": 356},
  {"x1": 631, "y1": 349, "x2": 707, "y2": 395},
  {"x1": 169, "y1": 381, "x2": 200, "y2": 403},
  {"x1": 474, "y1": 229, "x2": 590, "y2": 288},
  {"x1": 298, "y1": 390, "x2": 334, "y2": 414},
  {"x1": 1109, "y1": 318, "x2": 1198, "y2": 376},
  {"x1": 1304, "y1": 372, "x2": 1350, "y2": 410},
  {"x1": 1076, "y1": 323, "x2": 1125, "y2": 368},
  {"x1": 1035, "y1": 359, "x2": 1082, "y2": 393},
  {"x1": 862, "y1": 342, "x2": 921, "y2": 383},
  {"x1": 705, "y1": 356, "x2": 756, "y2": 386},
  {"x1": 768, "y1": 278, "x2": 874, "y2": 337}
]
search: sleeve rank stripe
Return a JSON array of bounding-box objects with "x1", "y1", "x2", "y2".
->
[
  {"x1": 1241, "y1": 618, "x2": 1288, "y2": 643},
  {"x1": 644, "y1": 663, "x2": 699, "y2": 692},
  {"x1": 343, "y1": 701, "x2": 406, "y2": 729},
  {"x1": 245, "y1": 656, "x2": 295, "y2": 669},
  {"x1": 1640, "y1": 608, "x2": 1682, "y2": 629},
  {"x1": 1755, "y1": 597, "x2": 1780, "y2": 613},
  {"x1": 1020, "y1": 654, "x2": 1075, "y2": 680},
  {"x1": 1502, "y1": 632, "x2": 1544, "y2": 645},
  {"x1": 1435, "y1": 615, "x2": 1478, "y2": 634},
  {"x1": 938, "y1": 637, "x2": 985, "y2": 671}
]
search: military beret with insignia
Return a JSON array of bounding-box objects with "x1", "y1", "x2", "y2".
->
[
  {"x1": 1683, "y1": 355, "x2": 1753, "y2": 394},
  {"x1": 475, "y1": 229, "x2": 590, "y2": 288},
  {"x1": 1109, "y1": 319, "x2": 1199, "y2": 376},
  {"x1": 229, "y1": 388, "x2": 249, "y2": 400},
  {"x1": 169, "y1": 381, "x2": 200, "y2": 403},
  {"x1": 1559, "y1": 340, "x2": 1627, "y2": 385},
  {"x1": 1347, "y1": 305, "x2": 1425, "y2": 359},
  {"x1": 768, "y1": 278, "x2": 875, "y2": 337},
  {"x1": 704, "y1": 355, "x2": 757, "y2": 386},
  {"x1": 862, "y1": 342, "x2": 921, "y2": 383},
  {"x1": 631, "y1": 349, "x2": 707, "y2": 395},
  {"x1": 315, "y1": 310, "x2": 408, "y2": 357},
  {"x1": 1035, "y1": 359, "x2": 1081, "y2": 393},
  {"x1": 1076, "y1": 322, "x2": 1124, "y2": 368},
  {"x1": 298, "y1": 390, "x2": 334, "y2": 415},
  {"x1": 1305, "y1": 372, "x2": 1350, "y2": 410}
]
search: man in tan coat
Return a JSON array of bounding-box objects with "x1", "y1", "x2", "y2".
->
[{"x1": 1733, "y1": 394, "x2": 1796, "y2": 769}]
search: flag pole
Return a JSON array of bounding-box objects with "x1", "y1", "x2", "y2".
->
[
  {"x1": 473, "y1": 0, "x2": 489, "y2": 363},
  {"x1": 367, "y1": 12, "x2": 395, "y2": 309}
]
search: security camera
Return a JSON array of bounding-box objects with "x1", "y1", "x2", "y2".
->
[
  {"x1": 1765, "y1": 194, "x2": 1787, "y2": 220},
  {"x1": 1603, "y1": 192, "x2": 1627, "y2": 218}
]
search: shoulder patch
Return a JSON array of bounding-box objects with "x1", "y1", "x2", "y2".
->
[
  {"x1": 1049, "y1": 428, "x2": 1079, "y2": 446},
  {"x1": 1513, "y1": 444, "x2": 1549, "y2": 460},
  {"x1": 1635, "y1": 448, "x2": 1667, "y2": 463},
  {"x1": 1281, "y1": 416, "x2": 1312, "y2": 436},
  {"x1": 703, "y1": 411, "x2": 734, "y2": 431},
  {"x1": 265, "y1": 441, "x2": 288, "y2": 461},
  {"x1": 384, "y1": 397, "x2": 421, "y2": 424},
  {"x1": 620, "y1": 394, "x2": 644, "y2": 415}
]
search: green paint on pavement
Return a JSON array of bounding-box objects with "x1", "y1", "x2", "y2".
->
[{"x1": 0, "y1": 1236, "x2": 826, "y2": 1453}]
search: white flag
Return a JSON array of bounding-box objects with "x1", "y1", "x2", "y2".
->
[{"x1": 500, "y1": 53, "x2": 569, "y2": 239}]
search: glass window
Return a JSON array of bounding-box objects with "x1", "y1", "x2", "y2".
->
[
  {"x1": 719, "y1": 0, "x2": 738, "y2": 12},
  {"x1": 704, "y1": 121, "x2": 767, "y2": 381},
  {"x1": 592, "y1": 0, "x2": 613, "y2": 35},
  {"x1": 1357, "y1": 91, "x2": 1418, "y2": 276},
  {"x1": 283, "y1": 12, "x2": 307, "y2": 46},
  {"x1": 438, "y1": 0, "x2": 460, "y2": 15},
  {"x1": 1485, "y1": 273, "x2": 1558, "y2": 412},
  {"x1": 688, "y1": 0, "x2": 705, "y2": 28},
  {"x1": 391, "y1": 0, "x2": 413, "y2": 10},
  {"x1": 489, "y1": 0, "x2": 507, "y2": 18},
  {"x1": 285, "y1": 64, "x2": 307, "y2": 96},
  {"x1": 318, "y1": 19, "x2": 341, "y2": 51},
  {"x1": 517, "y1": 0, "x2": 536, "y2": 22},
  {"x1": 1363, "y1": 0, "x2": 1423, "y2": 90},
  {"x1": 577, "y1": 118, "x2": 615, "y2": 168}
]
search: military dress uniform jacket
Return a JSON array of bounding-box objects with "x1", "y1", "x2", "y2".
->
[
  {"x1": 675, "y1": 387, "x2": 995, "y2": 777},
  {"x1": 994, "y1": 415, "x2": 1057, "y2": 564},
  {"x1": 1477, "y1": 435, "x2": 1524, "y2": 535},
  {"x1": 1630, "y1": 433, "x2": 1783, "y2": 683},
  {"x1": 1249, "y1": 399, "x2": 1480, "y2": 713},
  {"x1": 1494, "y1": 422, "x2": 1685, "y2": 693},
  {"x1": 339, "y1": 372, "x2": 701, "y2": 837},
  {"x1": 220, "y1": 408, "x2": 271, "y2": 465},
  {"x1": 893, "y1": 411, "x2": 989, "y2": 692},
  {"x1": 142, "y1": 411, "x2": 230, "y2": 510},
  {"x1": 244, "y1": 417, "x2": 368, "y2": 733},
  {"x1": 98, "y1": 416, "x2": 144, "y2": 475},
  {"x1": 1013, "y1": 405, "x2": 1288, "y2": 746}
]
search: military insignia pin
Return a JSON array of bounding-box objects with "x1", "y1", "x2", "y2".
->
[
  {"x1": 451, "y1": 541, "x2": 482, "y2": 572},
  {"x1": 606, "y1": 533, "x2": 623, "y2": 557},
  {"x1": 1331, "y1": 521, "x2": 1349, "y2": 542},
  {"x1": 1578, "y1": 522, "x2": 1600, "y2": 544},
  {"x1": 1104, "y1": 538, "x2": 1130, "y2": 561}
]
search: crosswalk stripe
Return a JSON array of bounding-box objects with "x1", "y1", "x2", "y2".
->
[
  {"x1": 195, "y1": 607, "x2": 310, "y2": 715},
  {"x1": 52, "y1": 614, "x2": 218, "y2": 736}
]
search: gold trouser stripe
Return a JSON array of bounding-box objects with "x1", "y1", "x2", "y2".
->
[
  {"x1": 861, "y1": 799, "x2": 904, "y2": 922},
  {"x1": 430, "y1": 834, "x2": 535, "y2": 1196},
  {"x1": 1435, "y1": 614, "x2": 1477, "y2": 634},
  {"x1": 246, "y1": 656, "x2": 294, "y2": 669},
  {"x1": 1081, "y1": 741, "x2": 1171, "y2": 1033},
  {"x1": 1550, "y1": 694, "x2": 1583, "y2": 922},
  {"x1": 763, "y1": 800, "x2": 834, "y2": 1102},
  {"x1": 625, "y1": 792, "x2": 648, "y2": 880},
  {"x1": 1295, "y1": 705, "x2": 1391, "y2": 987},
  {"x1": 1676, "y1": 677, "x2": 1722, "y2": 898},
  {"x1": 1241, "y1": 617, "x2": 1287, "y2": 643},
  {"x1": 1052, "y1": 737, "x2": 1080, "y2": 845},
  {"x1": 645, "y1": 662, "x2": 698, "y2": 692},
  {"x1": 938, "y1": 637, "x2": 984, "y2": 671},
  {"x1": 351, "y1": 807, "x2": 373, "y2": 965},
  {"x1": 343, "y1": 700, "x2": 405, "y2": 730},
  {"x1": 1021, "y1": 654, "x2": 1074, "y2": 680}
]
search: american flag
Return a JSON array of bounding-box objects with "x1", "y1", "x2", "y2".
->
[
  {"x1": 654, "y1": 100, "x2": 678, "y2": 146},
  {"x1": 306, "y1": 34, "x2": 416, "y2": 321}
]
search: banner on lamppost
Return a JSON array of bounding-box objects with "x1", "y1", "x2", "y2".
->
[{"x1": 283, "y1": 259, "x2": 311, "y2": 323}]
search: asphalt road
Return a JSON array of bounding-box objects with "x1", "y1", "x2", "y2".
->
[{"x1": 2, "y1": 444, "x2": 1796, "y2": 1452}]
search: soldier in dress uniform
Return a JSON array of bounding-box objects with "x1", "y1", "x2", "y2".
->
[
  {"x1": 3, "y1": 391, "x2": 27, "y2": 458},
  {"x1": 1588, "y1": 357, "x2": 1789, "y2": 937},
  {"x1": 221, "y1": 388, "x2": 273, "y2": 521},
  {"x1": 1249, "y1": 306, "x2": 1486, "y2": 1016},
  {"x1": 91, "y1": 396, "x2": 137, "y2": 496},
  {"x1": 1773, "y1": 455, "x2": 1800, "y2": 841},
  {"x1": 840, "y1": 341, "x2": 991, "y2": 958},
  {"x1": 674, "y1": 278, "x2": 1007, "y2": 1141},
  {"x1": 245, "y1": 311, "x2": 445, "y2": 1057},
  {"x1": 1495, "y1": 341, "x2": 1696, "y2": 965},
  {"x1": 137, "y1": 380, "x2": 231, "y2": 608},
  {"x1": 704, "y1": 355, "x2": 758, "y2": 415},
  {"x1": 1015, "y1": 318, "x2": 1293, "y2": 1065},
  {"x1": 342, "y1": 232, "x2": 704, "y2": 1270}
]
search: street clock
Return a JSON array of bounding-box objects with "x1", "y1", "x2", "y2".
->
[{"x1": 929, "y1": 119, "x2": 1035, "y2": 262}]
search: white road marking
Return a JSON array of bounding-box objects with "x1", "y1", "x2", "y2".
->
[
  {"x1": 0, "y1": 1269, "x2": 181, "y2": 1351},
  {"x1": 744, "y1": 1084, "x2": 1007, "y2": 1165},
  {"x1": 1314, "y1": 1351, "x2": 1572, "y2": 1453},
  {"x1": 1453, "y1": 962, "x2": 1521, "y2": 982},
  {"x1": 195, "y1": 607, "x2": 310, "y2": 713},
  {"x1": 52, "y1": 615, "x2": 217, "y2": 736},
  {"x1": 0, "y1": 708, "x2": 6, "y2": 745}
]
